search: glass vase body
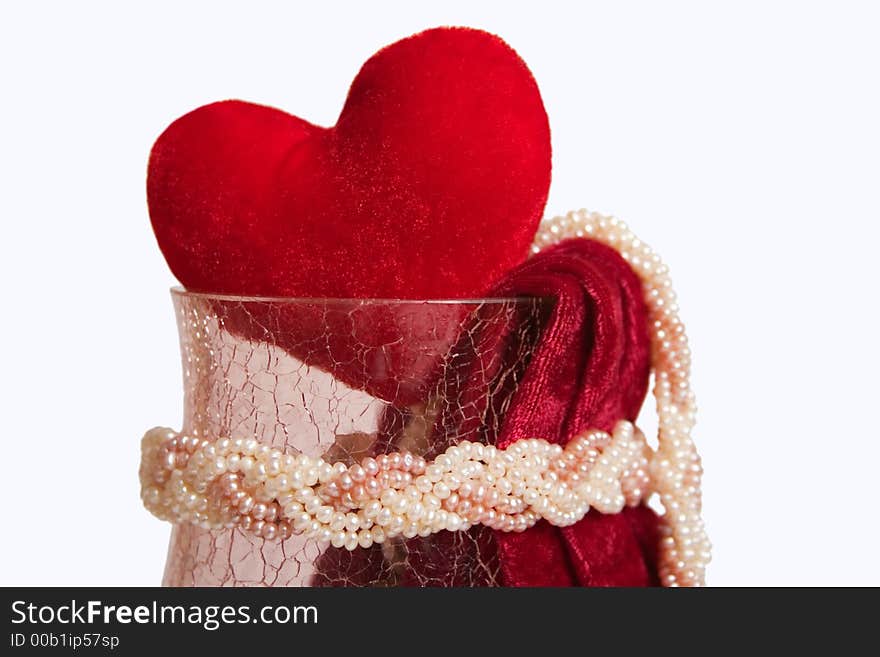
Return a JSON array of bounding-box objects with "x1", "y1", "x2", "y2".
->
[{"x1": 162, "y1": 290, "x2": 550, "y2": 586}]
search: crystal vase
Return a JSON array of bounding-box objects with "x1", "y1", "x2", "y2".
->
[{"x1": 161, "y1": 289, "x2": 551, "y2": 586}]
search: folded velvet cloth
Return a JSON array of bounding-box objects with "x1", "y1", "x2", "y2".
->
[
  {"x1": 312, "y1": 237, "x2": 660, "y2": 586},
  {"x1": 488, "y1": 238, "x2": 659, "y2": 586}
]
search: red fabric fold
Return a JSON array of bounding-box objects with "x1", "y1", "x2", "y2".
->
[{"x1": 488, "y1": 238, "x2": 659, "y2": 586}]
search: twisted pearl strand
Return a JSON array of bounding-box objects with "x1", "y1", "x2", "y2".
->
[
  {"x1": 141, "y1": 420, "x2": 650, "y2": 551},
  {"x1": 533, "y1": 209, "x2": 710, "y2": 587}
]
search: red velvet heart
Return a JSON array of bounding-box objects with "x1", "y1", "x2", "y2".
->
[
  {"x1": 147, "y1": 27, "x2": 551, "y2": 402},
  {"x1": 147, "y1": 27, "x2": 551, "y2": 300}
]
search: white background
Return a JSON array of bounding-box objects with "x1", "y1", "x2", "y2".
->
[{"x1": 1, "y1": 1, "x2": 878, "y2": 586}]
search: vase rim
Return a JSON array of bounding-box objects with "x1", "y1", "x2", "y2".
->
[{"x1": 170, "y1": 286, "x2": 550, "y2": 305}]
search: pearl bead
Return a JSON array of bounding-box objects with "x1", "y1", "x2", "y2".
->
[
  {"x1": 433, "y1": 482, "x2": 451, "y2": 499},
  {"x1": 315, "y1": 506, "x2": 333, "y2": 524},
  {"x1": 425, "y1": 464, "x2": 444, "y2": 482},
  {"x1": 357, "y1": 530, "x2": 373, "y2": 549},
  {"x1": 391, "y1": 496, "x2": 409, "y2": 515},
  {"x1": 344, "y1": 513, "x2": 360, "y2": 532},
  {"x1": 329, "y1": 512, "x2": 346, "y2": 531},
  {"x1": 363, "y1": 500, "x2": 382, "y2": 519},
  {"x1": 376, "y1": 508, "x2": 392, "y2": 526}
]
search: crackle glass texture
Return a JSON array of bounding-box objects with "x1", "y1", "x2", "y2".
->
[{"x1": 163, "y1": 289, "x2": 552, "y2": 587}]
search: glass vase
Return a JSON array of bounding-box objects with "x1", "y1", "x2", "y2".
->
[{"x1": 161, "y1": 289, "x2": 551, "y2": 586}]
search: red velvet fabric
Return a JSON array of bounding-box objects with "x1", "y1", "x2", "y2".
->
[
  {"x1": 147, "y1": 27, "x2": 550, "y2": 300},
  {"x1": 493, "y1": 240, "x2": 657, "y2": 586},
  {"x1": 489, "y1": 239, "x2": 660, "y2": 586}
]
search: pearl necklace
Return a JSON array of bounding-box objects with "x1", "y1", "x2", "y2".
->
[
  {"x1": 141, "y1": 420, "x2": 649, "y2": 549},
  {"x1": 140, "y1": 210, "x2": 710, "y2": 586}
]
